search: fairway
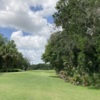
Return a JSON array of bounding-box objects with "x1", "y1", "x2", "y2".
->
[{"x1": 0, "y1": 70, "x2": 100, "y2": 100}]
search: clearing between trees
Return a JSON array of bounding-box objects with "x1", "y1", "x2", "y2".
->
[{"x1": 0, "y1": 70, "x2": 100, "y2": 100}]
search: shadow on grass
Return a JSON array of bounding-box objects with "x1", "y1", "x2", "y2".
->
[
  {"x1": 0, "y1": 72, "x2": 3, "y2": 76},
  {"x1": 88, "y1": 86, "x2": 100, "y2": 90},
  {"x1": 50, "y1": 75, "x2": 59, "y2": 78}
]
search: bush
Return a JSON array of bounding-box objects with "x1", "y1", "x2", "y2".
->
[
  {"x1": 82, "y1": 74, "x2": 90, "y2": 86},
  {"x1": 89, "y1": 73, "x2": 100, "y2": 89},
  {"x1": 58, "y1": 69, "x2": 100, "y2": 88},
  {"x1": 0, "y1": 68, "x2": 22, "y2": 72}
]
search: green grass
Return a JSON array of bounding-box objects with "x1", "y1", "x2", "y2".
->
[{"x1": 0, "y1": 70, "x2": 100, "y2": 100}]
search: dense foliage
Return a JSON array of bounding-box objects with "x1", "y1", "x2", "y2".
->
[
  {"x1": 0, "y1": 34, "x2": 30, "y2": 72},
  {"x1": 42, "y1": 0, "x2": 100, "y2": 88}
]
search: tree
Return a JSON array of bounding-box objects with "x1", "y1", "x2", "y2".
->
[
  {"x1": 42, "y1": 32, "x2": 65, "y2": 72},
  {"x1": 42, "y1": 0, "x2": 100, "y2": 87},
  {"x1": 0, "y1": 34, "x2": 30, "y2": 72}
]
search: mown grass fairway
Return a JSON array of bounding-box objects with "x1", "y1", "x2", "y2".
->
[{"x1": 0, "y1": 70, "x2": 100, "y2": 100}]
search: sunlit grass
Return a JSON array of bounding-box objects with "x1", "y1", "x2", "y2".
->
[{"x1": 0, "y1": 70, "x2": 100, "y2": 100}]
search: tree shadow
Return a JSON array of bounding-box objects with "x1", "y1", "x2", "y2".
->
[
  {"x1": 0, "y1": 73, "x2": 3, "y2": 76},
  {"x1": 50, "y1": 75, "x2": 59, "y2": 78},
  {"x1": 88, "y1": 86, "x2": 100, "y2": 90}
]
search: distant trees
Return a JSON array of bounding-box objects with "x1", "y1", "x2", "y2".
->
[
  {"x1": 30, "y1": 63, "x2": 53, "y2": 70},
  {"x1": 0, "y1": 34, "x2": 30, "y2": 72},
  {"x1": 42, "y1": 0, "x2": 100, "y2": 87}
]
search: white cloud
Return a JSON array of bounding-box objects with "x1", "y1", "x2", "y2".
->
[
  {"x1": 19, "y1": 49, "x2": 44, "y2": 64},
  {"x1": 0, "y1": 0, "x2": 58, "y2": 34},
  {"x1": 35, "y1": 0, "x2": 58, "y2": 17},
  {"x1": 0, "y1": 0, "x2": 59, "y2": 64},
  {"x1": 11, "y1": 31, "x2": 47, "y2": 50},
  {"x1": 11, "y1": 31, "x2": 47, "y2": 64}
]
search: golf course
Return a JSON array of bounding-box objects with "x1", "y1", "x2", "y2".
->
[{"x1": 0, "y1": 70, "x2": 99, "y2": 100}]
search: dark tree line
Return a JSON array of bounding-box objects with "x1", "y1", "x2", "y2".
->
[
  {"x1": 0, "y1": 34, "x2": 30, "y2": 72},
  {"x1": 29, "y1": 63, "x2": 53, "y2": 70},
  {"x1": 42, "y1": 0, "x2": 100, "y2": 87}
]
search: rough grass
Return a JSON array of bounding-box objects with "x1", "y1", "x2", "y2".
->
[{"x1": 0, "y1": 70, "x2": 100, "y2": 100}]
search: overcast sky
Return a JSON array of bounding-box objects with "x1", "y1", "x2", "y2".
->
[{"x1": 0, "y1": 0, "x2": 60, "y2": 64}]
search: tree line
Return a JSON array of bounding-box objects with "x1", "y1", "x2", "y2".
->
[
  {"x1": 42, "y1": 0, "x2": 100, "y2": 88},
  {"x1": 0, "y1": 34, "x2": 30, "y2": 72},
  {"x1": 29, "y1": 63, "x2": 53, "y2": 70}
]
